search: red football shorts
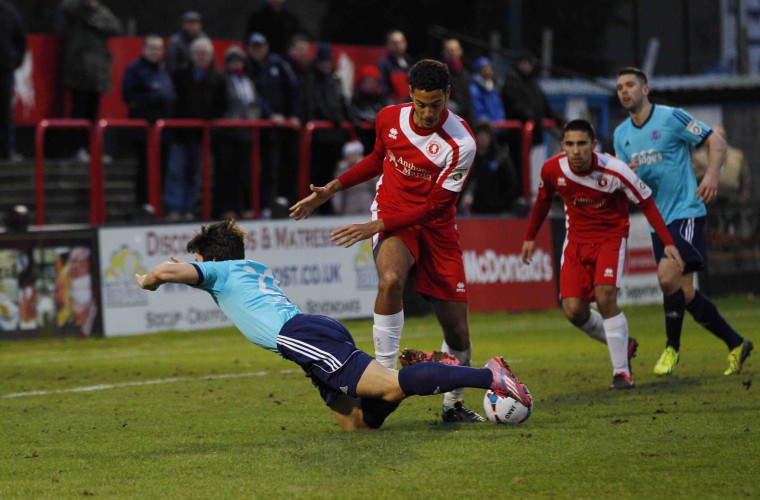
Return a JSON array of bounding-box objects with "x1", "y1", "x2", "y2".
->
[
  {"x1": 375, "y1": 224, "x2": 468, "y2": 302},
  {"x1": 559, "y1": 237, "x2": 627, "y2": 302}
]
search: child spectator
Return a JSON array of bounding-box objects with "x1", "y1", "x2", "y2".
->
[{"x1": 331, "y1": 140, "x2": 377, "y2": 215}]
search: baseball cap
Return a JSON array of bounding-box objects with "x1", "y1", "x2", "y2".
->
[
  {"x1": 342, "y1": 140, "x2": 364, "y2": 157},
  {"x1": 248, "y1": 32, "x2": 267, "y2": 45},
  {"x1": 182, "y1": 11, "x2": 202, "y2": 23}
]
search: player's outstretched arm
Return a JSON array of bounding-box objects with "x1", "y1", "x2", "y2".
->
[
  {"x1": 289, "y1": 180, "x2": 342, "y2": 220},
  {"x1": 663, "y1": 244, "x2": 684, "y2": 273},
  {"x1": 135, "y1": 257, "x2": 199, "y2": 291},
  {"x1": 520, "y1": 241, "x2": 535, "y2": 264}
]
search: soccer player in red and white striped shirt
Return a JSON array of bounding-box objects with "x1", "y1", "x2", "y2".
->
[
  {"x1": 521, "y1": 119, "x2": 683, "y2": 389},
  {"x1": 290, "y1": 59, "x2": 484, "y2": 422}
]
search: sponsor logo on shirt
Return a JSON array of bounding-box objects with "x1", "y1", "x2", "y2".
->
[
  {"x1": 651, "y1": 129, "x2": 661, "y2": 141},
  {"x1": 456, "y1": 282, "x2": 466, "y2": 293},
  {"x1": 604, "y1": 268, "x2": 614, "y2": 278},
  {"x1": 387, "y1": 149, "x2": 432, "y2": 180},
  {"x1": 631, "y1": 149, "x2": 663, "y2": 166},
  {"x1": 572, "y1": 196, "x2": 609, "y2": 209},
  {"x1": 557, "y1": 177, "x2": 566, "y2": 186},
  {"x1": 388, "y1": 127, "x2": 398, "y2": 140}
]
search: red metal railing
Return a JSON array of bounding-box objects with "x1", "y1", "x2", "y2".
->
[
  {"x1": 490, "y1": 119, "x2": 531, "y2": 200},
  {"x1": 91, "y1": 118, "x2": 149, "y2": 225},
  {"x1": 34, "y1": 119, "x2": 92, "y2": 225},
  {"x1": 520, "y1": 118, "x2": 561, "y2": 200},
  {"x1": 33, "y1": 118, "x2": 558, "y2": 226},
  {"x1": 148, "y1": 119, "x2": 211, "y2": 220},
  {"x1": 297, "y1": 121, "x2": 372, "y2": 199},
  {"x1": 209, "y1": 119, "x2": 301, "y2": 220}
]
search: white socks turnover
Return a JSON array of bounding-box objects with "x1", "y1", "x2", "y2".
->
[
  {"x1": 603, "y1": 312, "x2": 630, "y2": 376},
  {"x1": 373, "y1": 311, "x2": 404, "y2": 369}
]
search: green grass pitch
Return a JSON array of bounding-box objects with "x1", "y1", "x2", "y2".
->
[{"x1": 1, "y1": 296, "x2": 757, "y2": 498}]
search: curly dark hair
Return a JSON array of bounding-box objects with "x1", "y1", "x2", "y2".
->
[
  {"x1": 186, "y1": 219, "x2": 246, "y2": 261},
  {"x1": 408, "y1": 59, "x2": 450, "y2": 92}
]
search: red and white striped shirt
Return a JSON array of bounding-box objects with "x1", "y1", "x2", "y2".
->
[
  {"x1": 525, "y1": 151, "x2": 674, "y2": 245},
  {"x1": 338, "y1": 103, "x2": 476, "y2": 231}
]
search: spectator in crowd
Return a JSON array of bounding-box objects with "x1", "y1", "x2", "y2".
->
[
  {"x1": 0, "y1": 0, "x2": 26, "y2": 160},
  {"x1": 244, "y1": 0, "x2": 307, "y2": 57},
  {"x1": 350, "y1": 65, "x2": 387, "y2": 124},
  {"x1": 501, "y1": 50, "x2": 564, "y2": 196},
  {"x1": 460, "y1": 121, "x2": 519, "y2": 215},
  {"x1": 165, "y1": 37, "x2": 226, "y2": 222},
  {"x1": 246, "y1": 32, "x2": 302, "y2": 215},
  {"x1": 304, "y1": 43, "x2": 355, "y2": 200},
  {"x1": 692, "y1": 124, "x2": 753, "y2": 237},
  {"x1": 470, "y1": 57, "x2": 505, "y2": 122},
  {"x1": 285, "y1": 33, "x2": 312, "y2": 119},
  {"x1": 166, "y1": 11, "x2": 209, "y2": 75},
  {"x1": 121, "y1": 34, "x2": 176, "y2": 214},
  {"x1": 350, "y1": 64, "x2": 389, "y2": 154},
  {"x1": 442, "y1": 38, "x2": 473, "y2": 124},
  {"x1": 213, "y1": 46, "x2": 263, "y2": 220},
  {"x1": 377, "y1": 30, "x2": 414, "y2": 104},
  {"x1": 331, "y1": 140, "x2": 377, "y2": 215},
  {"x1": 55, "y1": 0, "x2": 123, "y2": 162}
]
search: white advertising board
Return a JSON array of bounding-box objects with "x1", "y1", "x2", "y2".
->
[
  {"x1": 618, "y1": 213, "x2": 662, "y2": 306},
  {"x1": 98, "y1": 217, "x2": 378, "y2": 337}
]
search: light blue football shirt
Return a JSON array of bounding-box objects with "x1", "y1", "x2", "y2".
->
[
  {"x1": 613, "y1": 104, "x2": 711, "y2": 225},
  {"x1": 192, "y1": 260, "x2": 301, "y2": 355}
]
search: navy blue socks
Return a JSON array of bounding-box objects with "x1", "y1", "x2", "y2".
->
[
  {"x1": 686, "y1": 290, "x2": 744, "y2": 349},
  {"x1": 663, "y1": 289, "x2": 686, "y2": 351},
  {"x1": 397, "y1": 362, "x2": 492, "y2": 396}
]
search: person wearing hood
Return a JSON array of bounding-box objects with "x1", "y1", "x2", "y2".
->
[
  {"x1": 212, "y1": 46, "x2": 263, "y2": 220},
  {"x1": 469, "y1": 57, "x2": 504, "y2": 122}
]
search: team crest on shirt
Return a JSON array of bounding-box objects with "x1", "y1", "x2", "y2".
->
[
  {"x1": 650, "y1": 129, "x2": 661, "y2": 141},
  {"x1": 597, "y1": 177, "x2": 608, "y2": 188},
  {"x1": 388, "y1": 127, "x2": 398, "y2": 140},
  {"x1": 426, "y1": 140, "x2": 442, "y2": 157}
]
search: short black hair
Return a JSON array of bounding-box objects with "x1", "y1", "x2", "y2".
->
[
  {"x1": 617, "y1": 66, "x2": 648, "y2": 85},
  {"x1": 562, "y1": 119, "x2": 596, "y2": 142},
  {"x1": 408, "y1": 59, "x2": 450, "y2": 92},
  {"x1": 186, "y1": 219, "x2": 246, "y2": 261}
]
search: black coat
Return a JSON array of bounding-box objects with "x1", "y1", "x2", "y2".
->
[
  {"x1": 171, "y1": 65, "x2": 226, "y2": 141},
  {"x1": 501, "y1": 69, "x2": 563, "y2": 143},
  {"x1": 56, "y1": 0, "x2": 123, "y2": 93},
  {"x1": 0, "y1": 0, "x2": 26, "y2": 73}
]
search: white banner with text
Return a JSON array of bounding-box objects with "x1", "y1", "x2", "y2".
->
[{"x1": 98, "y1": 217, "x2": 379, "y2": 337}]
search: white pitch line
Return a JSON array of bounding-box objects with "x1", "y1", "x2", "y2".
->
[{"x1": 1, "y1": 369, "x2": 298, "y2": 399}]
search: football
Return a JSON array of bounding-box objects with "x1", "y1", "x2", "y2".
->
[{"x1": 483, "y1": 388, "x2": 533, "y2": 424}]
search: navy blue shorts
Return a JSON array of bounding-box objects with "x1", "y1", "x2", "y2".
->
[
  {"x1": 277, "y1": 314, "x2": 374, "y2": 406},
  {"x1": 651, "y1": 217, "x2": 705, "y2": 274}
]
